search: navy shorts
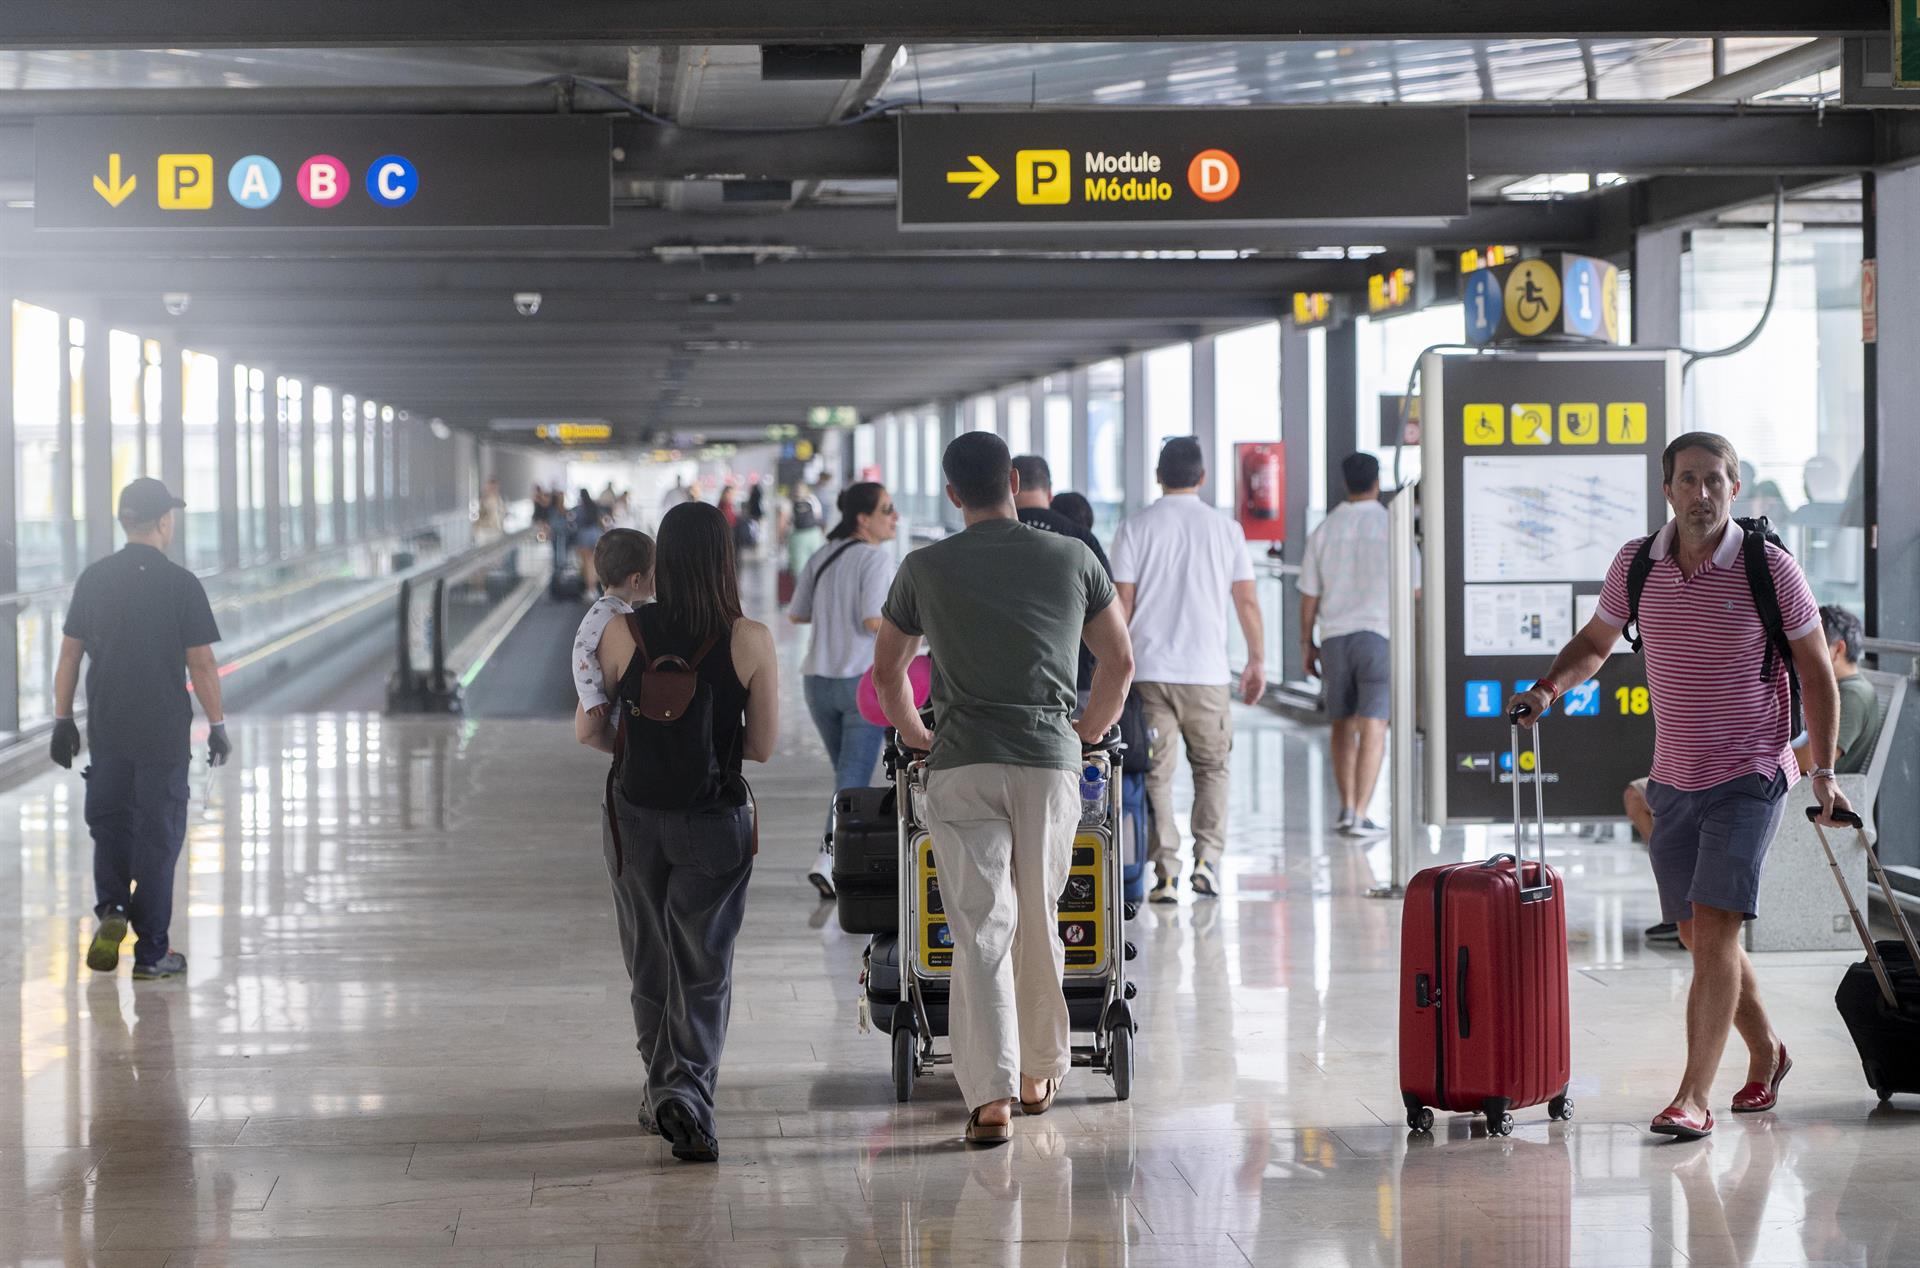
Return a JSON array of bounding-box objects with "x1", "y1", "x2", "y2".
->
[
  {"x1": 1644, "y1": 770, "x2": 1789, "y2": 924},
  {"x1": 1321, "y1": 631, "x2": 1390, "y2": 720}
]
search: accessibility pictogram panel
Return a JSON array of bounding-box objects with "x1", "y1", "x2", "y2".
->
[
  {"x1": 34, "y1": 115, "x2": 610, "y2": 229},
  {"x1": 899, "y1": 108, "x2": 1467, "y2": 227}
]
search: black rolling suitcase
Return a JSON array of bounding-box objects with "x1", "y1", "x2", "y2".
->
[
  {"x1": 1812, "y1": 807, "x2": 1920, "y2": 1102},
  {"x1": 831, "y1": 786, "x2": 898, "y2": 934}
]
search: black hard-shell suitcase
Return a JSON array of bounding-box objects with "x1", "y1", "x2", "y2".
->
[
  {"x1": 832, "y1": 786, "x2": 898, "y2": 934},
  {"x1": 1813, "y1": 806, "x2": 1920, "y2": 1102}
]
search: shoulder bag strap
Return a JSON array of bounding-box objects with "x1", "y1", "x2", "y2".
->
[
  {"x1": 1740, "y1": 524, "x2": 1802, "y2": 736},
  {"x1": 1624, "y1": 535, "x2": 1657, "y2": 654}
]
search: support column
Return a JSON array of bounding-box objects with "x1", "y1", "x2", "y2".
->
[
  {"x1": 160, "y1": 341, "x2": 185, "y2": 565},
  {"x1": 1323, "y1": 320, "x2": 1360, "y2": 511},
  {"x1": 56, "y1": 317, "x2": 76, "y2": 580},
  {"x1": 1280, "y1": 320, "x2": 1314, "y2": 685},
  {"x1": 1631, "y1": 224, "x2": 1686, "y2": 347},
  {"x1": 0, "y1": 297, "x2": 19, "y2": 730},
  {"x1": 1026, "y1": 379, "x2": 1046, "y2": 471},
  {"x1": 1866, "y1": 167, "x2": 1920, "y2": 865},
  {"x1": 81, "y1": 309, "x2": 113, "y2": 562},
  {"x1": 1192, "y1": 334, "x2": 1219, "y2": 507},
  {"x1": 938, "y1": 399, "x2": 965, "y2": 531},
  {"x1": 330, "y1": 388, "x2": 347, "y2": 544},
  {"x1": 299, "y1": 387, "x2": 317, "y2": 549},
  {"x1": 216, "y1": 352, "x2": 239, "y2": 569},
  {"x1": 1121, "y1": 351, "x2": 1149, "y2": 513},
  {"x1": 1069, "y1": 367, "x2": 1091, "y2": 501},
  {"x1": 260, "y1": 369, "x2": 282, "y2": 558},
  {"x1": 371, "y1": 406, "x2": 388, "y2": 535}
]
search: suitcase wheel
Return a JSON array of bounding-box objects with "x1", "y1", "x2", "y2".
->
[
  {"x1": 1406, "y1": 1106, "x2": 1434, "y2": 1133},
  {"x1": 892, "y1": 1025, "x2": 916, "y2": 1104},
  {"x1": 1487, "y1": 1111, "x2": 1515, "y2": 1137},
  {"x1": 1109, "y1": 1024, "x2": 1133, "y2": 1102},
  {"x1": 1877, "y1": 1085, "x2": 1893, "y2": 1104},
  {"x1": 1549, "y1": 1093, "x2": 1574, "y2": 1122}
]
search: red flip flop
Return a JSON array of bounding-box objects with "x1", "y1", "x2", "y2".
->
[
  {"x1": 1732, "y1": 1043, "x2": 1792, "y2": 1113},
  {"x1": 1650, "y1": 1105, "x2": 1715, "y2": 1140}
]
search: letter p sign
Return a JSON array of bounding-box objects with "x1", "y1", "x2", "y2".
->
[
  {"x1": 157, "y1": 154, "x2": 214, "y2": 210},
  {"x1": 1015, "y1": 149, "x2": 1070, "y2": 205},
  {"x1": 297, "y1": 155, "x2": 350, "y2": 208}
]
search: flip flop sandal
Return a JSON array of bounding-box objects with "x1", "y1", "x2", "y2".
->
[
  {"x1": 1020, "y1": 1079, "x2": 1058, "y2": 1116},
  {"x1": 965, "y1": 1107, "x2": 1012, "y2": 1146}
]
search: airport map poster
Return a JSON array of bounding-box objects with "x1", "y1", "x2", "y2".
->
[{"x1": 1420, "y1": 349, "x2": 1679, "y2": 823}]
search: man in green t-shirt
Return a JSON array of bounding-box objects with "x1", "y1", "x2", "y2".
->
[
  {"x1": 875, "y1": 431, "x2": 1135, "y2": 1146},
  {"x1": 1820, "y1": 605, "x2": 1881, "y2": 775}
]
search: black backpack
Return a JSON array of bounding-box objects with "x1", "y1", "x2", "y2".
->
[
  {"x1": 1624, "y1": 515, "x2": 1801, "y2": 735},
  {"x1": 791, "y1": 495, "x2": 819, "y2": 531},
  {"x1": 611, "y1": 613, "x2": 725, "y2": 812}
]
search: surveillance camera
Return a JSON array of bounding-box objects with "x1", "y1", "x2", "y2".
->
[
  {"x1": 513, "y1": 291, "x2": 542, "y2": 317},
  {"x1": 162, "y1": 292, "x2": 191, "y2": 317}
]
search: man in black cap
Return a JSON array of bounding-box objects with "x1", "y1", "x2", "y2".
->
[{"x1": 51, "y1": 477, "x2": 230, "y2": 981}]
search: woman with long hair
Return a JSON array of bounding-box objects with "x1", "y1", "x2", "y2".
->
[
  {"x1": 787, "y1": 481, "x2": 899, "y2": 896},
  {"x1": 576, "y1": 501, "x2": 778, "y2": 1163},
  {"x1": 570, "y1": 488, "x2": 605, "y2": 591}
]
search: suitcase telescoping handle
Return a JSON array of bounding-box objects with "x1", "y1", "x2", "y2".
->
[
  {"x1": 1503, "y1": 703, "x2": 1554, "y2": 902},
  {"x1": 1807, "y1": 805, "x2": 1920, "y2": 1010}
]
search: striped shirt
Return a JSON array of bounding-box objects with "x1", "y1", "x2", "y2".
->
[{"x1": 1594, "y1": 519, "x2": 1819, "y2": 792}]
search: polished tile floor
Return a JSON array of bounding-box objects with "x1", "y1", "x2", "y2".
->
[{"x1": 2, "y1": 605, "x2": 1915, "y2": 1266}]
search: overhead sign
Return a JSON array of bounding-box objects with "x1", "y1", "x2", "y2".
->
[
  {"x1": 1291, "y1": 292, "x2": 1334, "y2": 327},
  {"x1": 536, "y1": 423, "x2": 613, "y2": 444},
  {"x1": 35, "y1": 115, "x2": 610, "y2": 229},
  {"x1": 1420, "y1": 349, "x2": 1678, "y2": 823},
  {"x1": 898, "y1": 108, "x2": 1468, "y2": 228},
  {"x1": 1465, "y1": 253, "x2": 1621, "y2": 346},
  {"x1": 807, "y1": 406, "x2": 859, "y2": 429},
  {"x1": 1902, "y1": 4, "x2": 1920, "y2": 88},
  {"x1": 1368, "y1": 266, "x2": 1417, "y2": 315}
]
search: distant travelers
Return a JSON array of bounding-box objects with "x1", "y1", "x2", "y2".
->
[
  {"x1": 1050, "y1": 491, "x2": 1097, "y2": 535},
  {"x1": 717, "y1": 486, "x2": 741, "y2": 541},
  {"x1": 571, "y1": 489, "x2": 606, "y2": 591},
  {"x1": 1299, "y1": 453, "x2": 1415, "y2": 836},
  {"x1": 544, "y1": 484, "x2": 572, "y2": 571},
  {"x1": 788, "y1": 482, "x2": 900, "y2": 896},
  {"x1": 874, "y1": 432, "x2": 1134, "y2": 1145},
  {"x1": 660, "y1": 477, "x2": 695, "y2": 515},
  {"x1": 1511, "y1": 431, "x2": 1848, "y2": 1141},
  {"x1": 1111, "y1": 437, "x2": 1265, "y2": 904},
  {"x1": 1013, "y1": 455, "x2": 1111, "y2": 701},
  {"x1": 1806, "y1": 605, "x2": 1881, "y2": 776},
  {"x1": 572, "y1": 529, "x2": 656, "y2": 720},
  {"x1": 785, "y1": 478, "x2": 827, "y2": 575},
  {"x1": 576, "y1": 501, "x2": 778, "y2": 1163},
  {"x1": 742, "y1": 481, "x2": 766, "y2": 555},
  {"x1": 473, "y1": 476, "x2": 506, "y2": 541},
  {"x1": 54, "y1": 478, "x2": 229, "y2": 982}
]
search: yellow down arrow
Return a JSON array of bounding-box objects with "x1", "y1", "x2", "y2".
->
[
  {"x1": 945, "y1": 154, "x2": 999, "y2": 199},
  {"x1": 92, "y1": 152, "x2": 136, "y2": 207}
]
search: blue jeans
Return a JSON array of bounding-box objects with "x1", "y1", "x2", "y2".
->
[
  {"x1": 84, "y1": 749, "x2": 190, "y2": 967},
  {"x1": 804, "y1": 674, "x2": 886, "y2": 833}
]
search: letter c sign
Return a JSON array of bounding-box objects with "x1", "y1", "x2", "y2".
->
[
  {"x1": 297, "y1": 155, "x2": 350, "y2": 208},
  {"x1": 1186, "y1": 149, "x2": 1241, "y2": 203},
  {"x1": 368, "y1": 155, "x2": 418, "y2": 207}
]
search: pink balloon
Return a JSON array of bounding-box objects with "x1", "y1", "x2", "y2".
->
[{"x1": 858, "y1": 655, "x2": 931, "y2": 727}]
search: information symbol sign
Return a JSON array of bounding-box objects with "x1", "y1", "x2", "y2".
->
[{"x1": 1465, "y1": 680, "x2": 1502, "y2": 718}]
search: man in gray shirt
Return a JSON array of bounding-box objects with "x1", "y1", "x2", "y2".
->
[{"x1": 875, "y1": 432, "x2": 1134, "y2": 1146}]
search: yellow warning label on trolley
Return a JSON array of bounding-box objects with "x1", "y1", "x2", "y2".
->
[{"x1": 915, "y1": 829, "x2": 1107, "y2": 973}]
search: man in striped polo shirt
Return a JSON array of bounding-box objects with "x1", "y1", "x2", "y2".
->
[{"x1": 1510, "y1": 431, "x2": 1850, "y2": 1142}]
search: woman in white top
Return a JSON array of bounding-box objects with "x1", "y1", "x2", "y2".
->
[{"x1": 787, "y1": 482, "x2": 900, "y2": 895}]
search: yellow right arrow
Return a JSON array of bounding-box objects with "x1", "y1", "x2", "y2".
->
[
  {"x1": 92, "y1": 153, "x2": 136, "y2": 207},
  {"x1": 945, "y1": 154, "x2": 999, "y2": 199}
]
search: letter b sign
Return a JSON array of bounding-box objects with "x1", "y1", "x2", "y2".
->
[{"x1": 297, "y1": 155, "x2": 350, "y2": 208}]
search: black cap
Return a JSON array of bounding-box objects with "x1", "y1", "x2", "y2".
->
[{"x1": 118, "y1": 477, "x2": 186, "y2": 522}]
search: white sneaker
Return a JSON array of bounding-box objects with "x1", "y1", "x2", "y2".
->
[
  {"x1": 1345, "y1": 817, "x2": 1387, "y2": 837},
  {"x1": 808, "y1": 847, "x2": 835, "y2": 899},
  {"x1": 1148, "y1": 874, "x2": 1179, "y2": 904},
  {"x1": 1335, "y1": 808, "x2": 1355, "y2": 833},
  {"x1": 1190, "y1": 861, "x2": 1220, "y2": 898}
]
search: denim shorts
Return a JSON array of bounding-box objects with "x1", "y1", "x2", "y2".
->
[
  {"x1": 1644, "y1": 770, "x2": 1789, "y2": 924},
  {"x1": 1321, "y1": 631, "x2": 1390, "y2": 720}
]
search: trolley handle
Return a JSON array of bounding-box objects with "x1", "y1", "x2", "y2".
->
[
  {"x1": 1807, "y1": 806, "x2": 1864, "y2": 828},
  {"x1": 1081, "y1": 723, "x2": 1123, "y2": 756},
  {"x1": 1506, "y1": 709, "x2": 1554, "y2": 903}
]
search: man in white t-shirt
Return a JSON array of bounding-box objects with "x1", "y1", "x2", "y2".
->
[
  {"x1": 1299, "y1": 453, "x2": 1418, "y2": 837},
  {"x1": 1111, "y1": 437, "x2": 1266, "y2": 903}
]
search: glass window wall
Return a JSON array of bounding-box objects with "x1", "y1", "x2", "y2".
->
[
  {"x1": 1042, "y1": 376, "x2": 1073, "y2": 492},
  {"x1": 1214, "y1": 323, "x2": 1281, "y2": 513},
  {"x1": 1004, "y1": 390, "x2": 1032, "y2": 455},
  {"x1": 181, "y1": 349, "x2": 221, "y2": 572},
  {"x1": 280, "y1": 376, "x2": 305, "y2": 553},
  {"x1": 1086, "y1": 358, "x2": 1125, "y2": 528},
  {"x1": 1143, "y1": 343, "x2": 1193, "y2": 464},
  {"x1": 109, "y1": 329, "x2": 144, "y2": 502},
  {"x1": 14, "y1": 302, "x2": 65, "y2": 590},
  {"x1": 1684, "y1": 225, "x2": 1865, "y2": 608},
  {"x1": 68, "y1": 318, "x2": 88, "y2": 565},
  {"x1": 311, "y1": 385, "x2": 335, "y2": 547},
  {"x1": 141, "y1": 338, "x2": 163, "y2": 478},
  {"x1": 1354, "y1": 303, "x2": 1464, "y2": 495}
]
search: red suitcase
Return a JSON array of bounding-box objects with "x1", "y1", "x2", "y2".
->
[{"x1": 1400, "y1": 712, "x2": 1572, "y2": 1136}]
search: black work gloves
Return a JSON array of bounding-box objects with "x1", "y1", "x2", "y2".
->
[
  {"x1": 49, "y1": 718, "x2": 81, "y2": 769},
  {"x1": 208, "y1": 723, "x2": 232, "y2": 768}
]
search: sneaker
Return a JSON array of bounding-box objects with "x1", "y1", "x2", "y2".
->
[
  {"x1": 1334, "y1": 808, "x2": 1355, "y2": 833},
  {"x1": 1148, "y1": 874, "x2": 1179, "y2": 904},
  {"x1": 132, "y1": 951, "x2": 186, "y2": 981},
  {"x1": 86, "y1": 905, "x2": 129, "y2": 973},
  {"x1": 808, "y1": 843, "x2": 836, "y2": 900},
  {"x1": 1190, "y1": 861, "x2": 1220, "y2": 898},
  {"x1": 656, "y1": 1097, "x2": 718, "y2": 1163},
  {"x1": 1645, "y1": 922, "x2": 1681, "y2": 944},
  {"x1": 1346, "y1": 817, "x2": 1387, "y2": 837}
]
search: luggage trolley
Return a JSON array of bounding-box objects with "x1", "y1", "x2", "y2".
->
[{"x1": 865, "y1": 726, "x2": 1139, "y2": 1103}]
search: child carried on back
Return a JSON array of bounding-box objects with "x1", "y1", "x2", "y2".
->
[{"x1": 574, "y1": 528, "x2": 656, "y2": 718}]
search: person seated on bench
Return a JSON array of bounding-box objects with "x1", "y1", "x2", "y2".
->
[{"x1": 1789, "y1": 605, "x2": 1881, "y2": 777}]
